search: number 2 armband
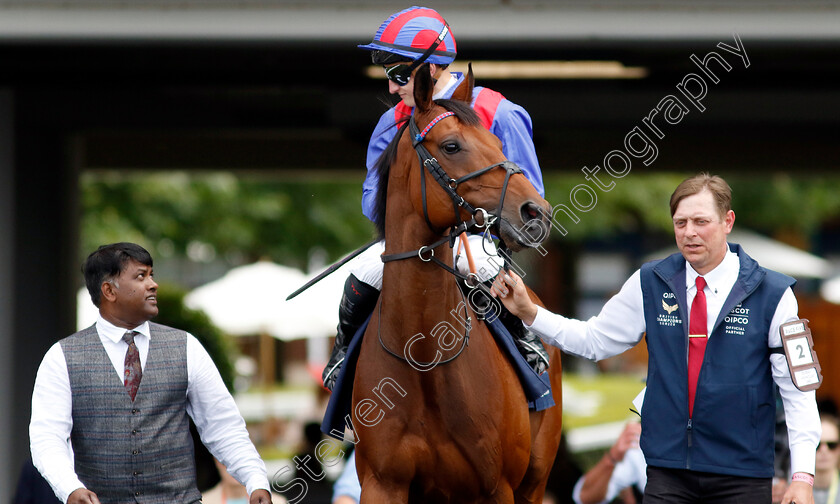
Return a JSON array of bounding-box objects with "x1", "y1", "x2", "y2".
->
[{"x1": 773, "y1": 319, "x2": 823, "y2": 392}]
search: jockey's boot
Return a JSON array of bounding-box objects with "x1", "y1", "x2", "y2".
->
[
  {"x1": 498, "y1": 297, "x2": 550, "y2": 375},
  {"x1": 322, "y1": 274, "x2": 380, "y2": 391}
]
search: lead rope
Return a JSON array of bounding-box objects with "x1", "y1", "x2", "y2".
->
[{"x1": 458, "y1": 231, "x2": 478, "y2": 276}]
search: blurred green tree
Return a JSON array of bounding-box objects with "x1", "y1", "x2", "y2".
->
[
  {"x1": 81, "y1": 171, "x2": 840, "y2": 273},
  {"x1": 80, "y1": 171, "x2": 375, "y2": 271},
  {"x1": 151, "y1": 282, "x2": 238, "y2": 491},
  {"x1": 542, "y1": 172, "x2": 840, "y2": 245},
  {"x1": 154, "y1": 282, "x2": 236, "y2": 391}
]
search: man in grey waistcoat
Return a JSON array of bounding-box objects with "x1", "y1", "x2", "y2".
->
[{"x1": 30, "y1": 242, "x2": 274, "y2": 504}]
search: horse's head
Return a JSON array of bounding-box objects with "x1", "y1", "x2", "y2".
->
[{"x1": 403, "y1": 64, "x2": 551, "y2": 251}]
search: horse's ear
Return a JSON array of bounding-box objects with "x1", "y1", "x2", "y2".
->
[
  {"x1": 450, "y1": 63, "x2": 474, "y2": 103},
  {"x1": 412, "y1": 63, "x2": 435, "y2": 114}
]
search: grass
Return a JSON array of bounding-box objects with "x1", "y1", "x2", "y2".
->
[
  {"x1": 561, "y1": 372, "x2": 646, "y2": 430},
  {"x1": 560, "y1": 372, "x2": 646, "y2": 470}
]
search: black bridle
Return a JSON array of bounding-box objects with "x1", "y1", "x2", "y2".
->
[
  {"x1": 413, "y1": 111, "x2": 523, "y2": 236},
  {"x1": 380, "y1": 110, "x2": 523, "y2": 272},
  {"x1": 287, "y1": 109, "x2": 523, "y2": 306},
  {"x1": 378, "y1": 109, "x2": 523, "y2": 366}
]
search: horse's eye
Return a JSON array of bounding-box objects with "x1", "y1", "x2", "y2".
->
[{"x1": 442, "y1": 142, "x2": 461, "y2": 154}]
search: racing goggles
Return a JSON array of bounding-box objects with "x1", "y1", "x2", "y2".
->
[
  {"x1": 384, "y1": 63, "x2": 415, "y2": 86},
  {"x1": 382, "y1": 24, "x2": 450, "y2": 86}
]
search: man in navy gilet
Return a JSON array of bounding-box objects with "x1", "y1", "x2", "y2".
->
[
  {"x1": 30, "y1": 243, "x2": 273, "y2": 504},
  {"x1": 493, "y1": 174, "x2": 821, "y2": 504}
]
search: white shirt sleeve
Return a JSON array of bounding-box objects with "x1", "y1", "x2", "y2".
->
[
  {"x1": 571, "y1": 448, "x2": 647, "y2": 504},
  {"x1": 29, "y1": 342, "x2": 85, "y2": 503},
  {"x1": 527, "y1": 270, "x2": 647, "y2": 361},
  {"x1": 571, "y1": 476, "x2": 587, "y2": 504},
  {"x1": 767, "y1": 288, "x2": 821, "y2": 475},
  {"x1": 185, "y1": 334, "x2": 270, "y2": 495},
  {"x1": 332, "y1": 451, "x2": 361, "y2": 502},
  {"x1": 606, "y1": 448, "x2": 647, "y2": 498}
]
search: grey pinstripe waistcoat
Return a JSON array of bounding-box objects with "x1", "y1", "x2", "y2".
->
[{"x1": 61, "y1": 322, "x2": 202, "y2": 504}]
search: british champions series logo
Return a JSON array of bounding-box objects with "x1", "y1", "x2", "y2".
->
[{"x1": 657, "y1": 292, "x2": 682, "y2": 327}]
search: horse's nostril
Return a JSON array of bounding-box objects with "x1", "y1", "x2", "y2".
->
[
  {"x1": 516, "y1": 201, "x2": 551, "y2": 245},
  {"x1": 520, "y1": 202, "x2": 543, "y2": 223}
]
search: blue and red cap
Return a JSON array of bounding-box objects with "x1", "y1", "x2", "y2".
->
[{"x1": 359, "y1": 6, "x2": 457, "y2": 65}]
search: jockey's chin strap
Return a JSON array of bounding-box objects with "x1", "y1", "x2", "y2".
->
[{"x1": 380, "y1": 109, "x2": 523, "y2": 283}]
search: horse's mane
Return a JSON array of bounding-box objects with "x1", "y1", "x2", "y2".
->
[{"x1": 371, "y1": 99, "x2": 481, "y2": 238}]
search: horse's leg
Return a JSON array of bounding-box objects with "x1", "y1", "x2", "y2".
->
[
  {"x1": 484, "y1": 481, "x2": 516, "y2": 504},
  {"x1": 359, "y1": 477, "x2": 408, "y2": 504},
  {"x1": 515, "y1": 345, "x2": 565, "y2": 504},
  {"x1": 513, "y1": 411, "x2": 559, "y2": 504},
  {"x1": 513, "y1": 462, "x2": 549, "y2": 504}
]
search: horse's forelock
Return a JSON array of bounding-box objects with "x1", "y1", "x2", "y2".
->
[
  {"x1": 436, "y1": 99, "x2": 481, "y2": 127},
  {"x1": 371, "y1": 100, "x2": 481, "y2": 238}
]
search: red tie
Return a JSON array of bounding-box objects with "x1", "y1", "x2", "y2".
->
[{"x1": 688, "y1": 276, "x2": 707, "y2": 418}]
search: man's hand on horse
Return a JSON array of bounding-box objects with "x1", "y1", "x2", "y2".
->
[
  {"x1": 250, "y1": 489, "x2": 273, "y2": 504},
  {"x1": 491, "y1": 270, "x2": 538, "y2": 326}
]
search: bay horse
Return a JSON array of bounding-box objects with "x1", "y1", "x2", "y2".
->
[{"x1": 352, "y1": 65, "x2": 563, "y2": 503}]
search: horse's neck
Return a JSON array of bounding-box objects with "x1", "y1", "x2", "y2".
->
[
  {"x1": 382, "y1": 221, "x2": 461, "y2": 325},
  {"x1": 381, "y1": 148, "x2": 463, "y2": 331}
]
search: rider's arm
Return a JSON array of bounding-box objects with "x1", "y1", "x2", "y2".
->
[
  {"x1": 362, "y1": 110, "x2": 400, "y2": 222},
  {"x1": 491, "y1": 99, "x2": 545, "y2": 197}
]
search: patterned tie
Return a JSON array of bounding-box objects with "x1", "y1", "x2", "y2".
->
[
  {"x1": 688, "y1": 276, "x2": 708, "y2": 418},
  {"x1": 123, "y1": 331, "x2": 142, "y2": 401}
]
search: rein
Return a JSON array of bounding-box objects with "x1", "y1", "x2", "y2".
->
[{"x1": 376, "y1": 294, "x2": 472, "y2": 368}]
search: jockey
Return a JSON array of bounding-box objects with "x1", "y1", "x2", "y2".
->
[{"x1": 322, "y1": 6, "x2": 550, "y2": 391}]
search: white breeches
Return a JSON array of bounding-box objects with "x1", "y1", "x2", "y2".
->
[{"x1": 348, "y1": 234, "x2": 504, "y2": 290}]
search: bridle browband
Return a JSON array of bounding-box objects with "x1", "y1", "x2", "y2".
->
[
  {"x1": 381, "y1": 108, "x2": 523, "y2": 269},
  {"x1": 409, "y1": 111, "x2": 522, "y2": 234},
  {"x1": 377, "y1": 108, "x2": 524, "y2": 367}
]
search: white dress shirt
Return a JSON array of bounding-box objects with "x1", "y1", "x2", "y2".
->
[
  {"x1": 528, "y1": 247, "x2": 821, "y2": 475},
  {"x1": 30, "y1": 315, "x2": 270, "y2": 503},
  {"x1": 572, "y1": 447, "x2": 647, "y2": 504}
]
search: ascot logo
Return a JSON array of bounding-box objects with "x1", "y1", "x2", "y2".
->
[{"x1": 724, "y1": 303, "x2": 751, "y2": 336}]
